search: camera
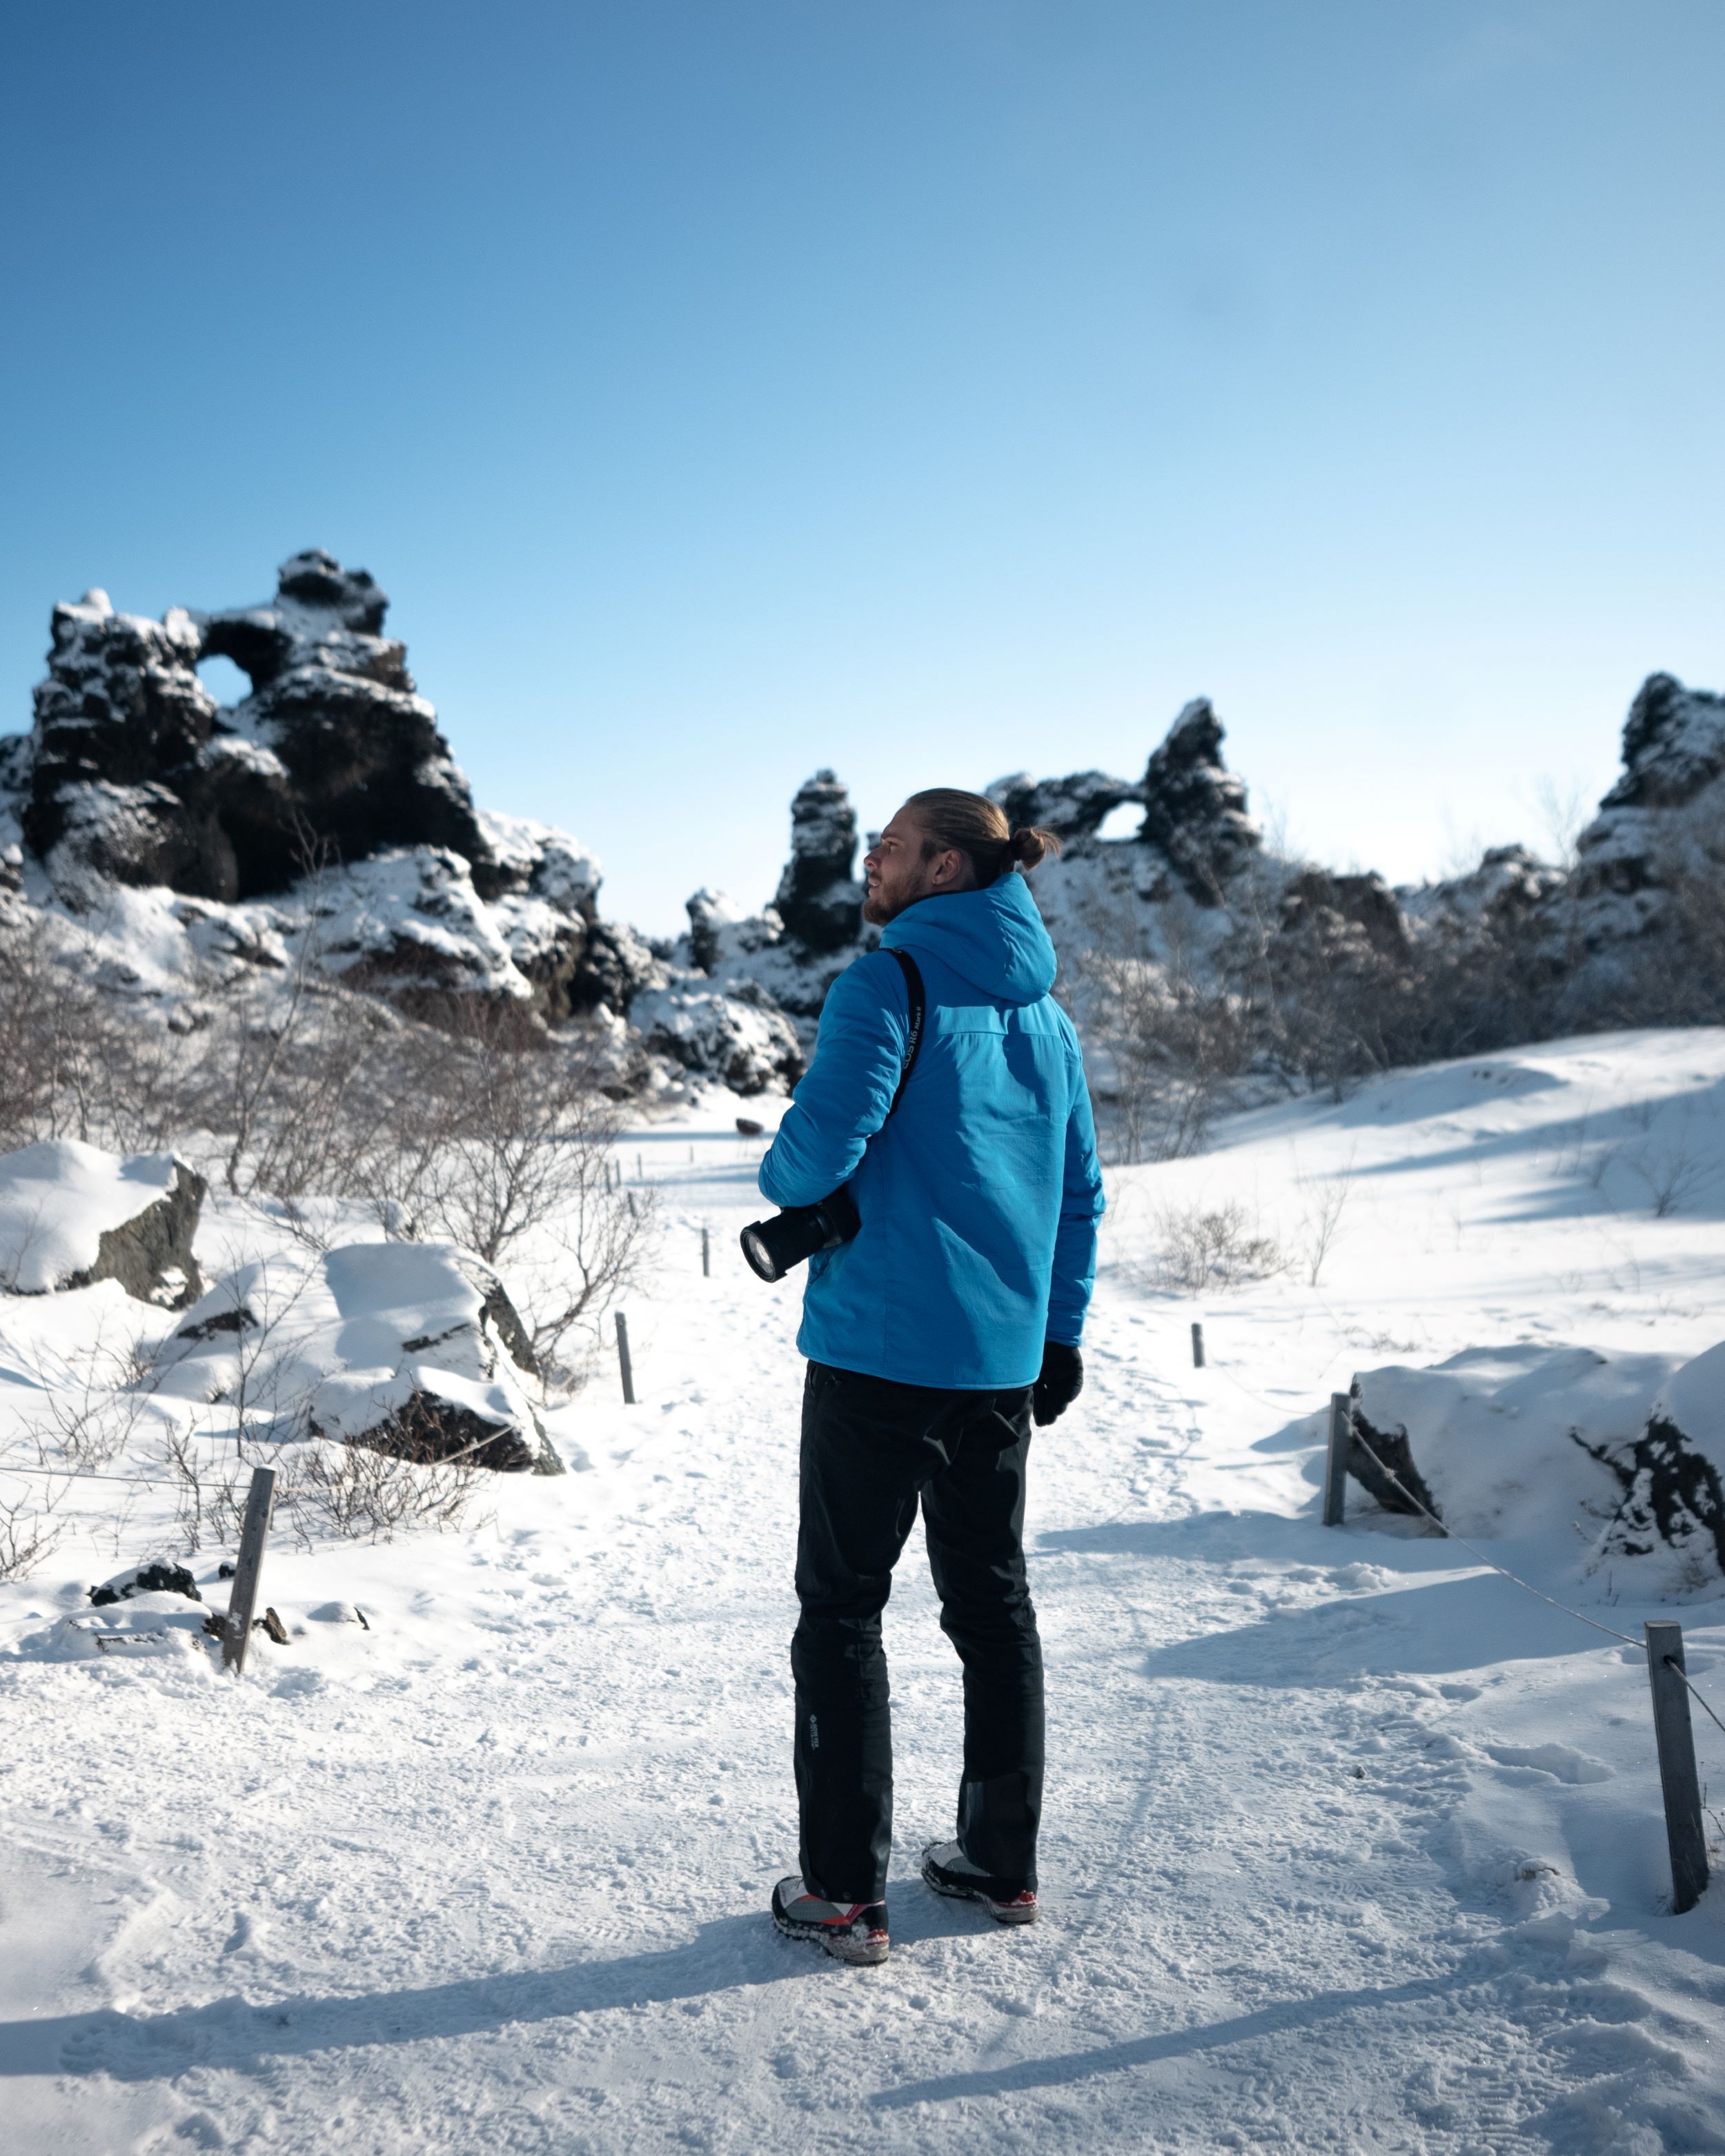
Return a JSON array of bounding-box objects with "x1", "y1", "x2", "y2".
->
[{"x1": 739, "y1": 1184, "x2": 861, "y2": 1283}]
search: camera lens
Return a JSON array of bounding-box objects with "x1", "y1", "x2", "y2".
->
[{"x1": 740, "y1": 1224, "x2": 783, "y2": 1282}]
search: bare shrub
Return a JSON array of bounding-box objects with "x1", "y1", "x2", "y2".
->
[
  {"x1": 164, "y1": 1421, "x2": 486, "y2": 1551},
  {"x1": 297, "y1": 1435, "x2": 486, "y2": 1541},
  {"x1": 1063, "y1": 897, "x2": 1250, "y2": 1165},
  {"x1": 0, "y1": 917, "x2": 72, "y2": 1151},
  {"x1": 1136, "y1": 1200, "x2": 1285, "y2": 1293},
  {"x1": 0, "y1": 1481, "x2": 64, "y2": 1580},
  {"x1": 1214, "y1": 869, "x2": 1559, "y2": 1099},
  {"x1": 1628, "y1": 1138, "x2": 1715, "y2": 1218},
  {"x1": 1297, "y1": 1160, "x2": 1354, "y2": 1287},
  {"x1": 19, "y1": 1323, "x2": 159, "y2": 1470}
]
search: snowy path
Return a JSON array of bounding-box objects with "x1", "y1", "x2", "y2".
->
[{"x1": 6, "y1": 1038, "x2": 1725, "y2": 2152}]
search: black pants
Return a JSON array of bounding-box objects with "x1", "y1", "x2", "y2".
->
[{"x1": 792, "y1": 1359, "x2": 1044, "y2": 1906}]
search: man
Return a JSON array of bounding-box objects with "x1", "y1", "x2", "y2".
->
[{"x1": 758, "y1": 787, "x2": 1104, "y2": 1966}]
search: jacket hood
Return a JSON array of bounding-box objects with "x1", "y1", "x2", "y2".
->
[{"x1": 880, "y1": 870, "x2": 1058, "y2": 1005}]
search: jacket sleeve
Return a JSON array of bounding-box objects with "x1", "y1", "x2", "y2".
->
[
  {"x1": 758, "y1": 953, "x2": 910, "y2": 1207},
  {"x1": 1045, "y1": 1051, "x2": 1104, "y2": 1345}
]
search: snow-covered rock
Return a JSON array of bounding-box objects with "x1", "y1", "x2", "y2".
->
[
  {"x1": 987, "y1": 766, "x2": 1144, "y2": 844},
  {"x1": 630, "y1": 976, "x2": 803, "y2": 1096},
  {"x1": 1588, "y1": 1341, "x2": 1725, "y2": 1592},
  {"x1": 1139, "y1": 696, "x2": 1263, "y2": 902},
  {"x1": 89, "y1": 1559, "x2": 201, "y2": 1607},
  {"x1": 1348, "y1": 1345, "x2": 1677, "y2": 1536},
  {"x1": 1348, "y1": 1340, "x2": 1725, "y2": 1593},
  {"x1": 0, "y1": 1139, "x2": 204, "y2": 1307},
  {"x1": 157, "y1": 1240, "x2": 560, "y2": 1474}
]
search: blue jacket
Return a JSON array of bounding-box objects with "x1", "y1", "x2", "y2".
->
[{"x1": 758, "y1": 870, "x2": 1104, "y2": 1389}]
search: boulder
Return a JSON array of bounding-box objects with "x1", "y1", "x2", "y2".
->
[
  {"x1": 156, "y1": 1240, "x2": 561, "y2": 1474},
  {"x1": 0, "y1": 1140, "x2": 204, "y2": 1307}
]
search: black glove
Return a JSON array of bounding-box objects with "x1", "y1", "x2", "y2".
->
[{"x1": 1032, "y1": 1341, "x2": 1083, "y2": 1427}]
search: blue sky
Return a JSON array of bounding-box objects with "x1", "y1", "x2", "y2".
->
[{"x1": 3, "y1": 1, "x2": 1722, "y2": 935}]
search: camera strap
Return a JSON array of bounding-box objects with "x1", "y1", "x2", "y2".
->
[{"x1": 883, "y1": 948, "x2": 925, "y2": 1116}]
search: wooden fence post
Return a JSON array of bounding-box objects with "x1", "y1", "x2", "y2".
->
[
  {"x1": 1323, "y1": 1392, "x2": 1352, "y2": 1527},
  {"x1": 222, "y1": 1465, "x2": 277, "y2": 1675},
  {"x1": 1190, "y1": 1322, "x2": 1205, "y2": 1369},
  {"x1": 615, "y1": 1311, "x2": 636, "y2": 1405},
  {"x1": 1646, "y1": 1619, "x2": 1709, "y2": 1914},
  {"x1": 701, "y1": 1227, "x2": 710, "y2": 1278}
]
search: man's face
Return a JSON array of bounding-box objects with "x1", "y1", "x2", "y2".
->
[
  {"x1": 862, "y1": 807, "x2": 934, "y2": 926},
  {"x1": 863, "y1": 806, "x2": 972, "y2": 924}
]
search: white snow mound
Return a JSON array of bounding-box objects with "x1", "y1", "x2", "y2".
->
[
  {"x1": 0, "y1": 1140, "x2": 184, "y2": 1295},
  {"x1": 1352, "y1": 1343, "x2": 1682, "y2": 1539}
]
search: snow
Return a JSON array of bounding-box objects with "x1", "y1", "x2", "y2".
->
[
  {"x1": 1, "y1": 1031, "x2": 1724, "y2": 2151},
  {"x1": 0, "y1": 1140, "x2": 183, "y2": 1294}
]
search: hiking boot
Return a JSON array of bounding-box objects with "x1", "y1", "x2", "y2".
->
[
  {"x1": 920, "y1": 1840, "x2": 1038, "y2": 1924},
  {"x1": 771, "y1": 1877, "x2": 890, "y2": 1965}
]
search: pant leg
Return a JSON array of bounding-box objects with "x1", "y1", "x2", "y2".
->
[
  {"x1": 791, "y1": 1361, "x2": 944, "y2": 1904},
  {"x1": 920, "y1": 1385, "x2": 1044, "y2": 1895}
]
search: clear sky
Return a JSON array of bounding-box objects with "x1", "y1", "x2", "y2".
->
[{"x1": 3, "y1": 1, "x2": 1723, "y2": 936}]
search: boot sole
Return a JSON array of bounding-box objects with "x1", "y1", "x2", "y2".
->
[
  {"x1": 920, "y1": 1861, "x2": 1039, "y2": 1925},
  {"x1": 771, "y1": 1908, "x2": 890, "y2": 1965}
]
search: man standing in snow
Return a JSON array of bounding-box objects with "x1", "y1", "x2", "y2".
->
[{"x1": 759, "y1": 788, "x2": 1104, "y2": 1966}]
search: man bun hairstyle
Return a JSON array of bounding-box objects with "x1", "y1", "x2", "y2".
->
[{"x1": 905, "y1": 788, "x2": 1063, "y2": 888}]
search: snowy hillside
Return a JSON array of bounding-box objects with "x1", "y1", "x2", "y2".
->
[{"x1": 3, "y1": 1031, "x2": 1724, "y2": 2152}]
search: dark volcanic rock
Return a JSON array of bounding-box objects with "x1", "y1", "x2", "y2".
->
[
  {"x1": 23, "y1": 554, "x2": 493, "y2": 907},
  {"x1": 0, "y1": 1142, "x2": 204, "y2": 1309},
  {"x1": 569, "y1": 919, "x2": 664, "y2": 1015},
  {"x1": 72, "y1": 1158, "x2": 206, "y2": 1309},
  {"x1": 1281, "y1": 870, "x2": 1413, "y2": 963},
  {"x1": 1603, "y1": 674, "x2": 1725, "y2": 814},
  {"x1": 341, "y1": 1388, "x2": 557, "y2": 1476},
  {"x1": 1140, "y1": 699, "x2": 1261, "y2": 903},
  {"x1": 773, "y1": 770, "x2": 864, "y2": 952},
  {"x1": 1572, "y1": 673, "x2": 1725, "y2": 910},
  {"x1": 1583, "y1": 1414, "x2": 1725, "y2": 1581},
  {"x1": 1583, "y1": 1349, "x2": 1725, "y2": 1585},
  {"x1": 1346, "y1": 1394, "x2": 1442, "y2": 1521},
  {"x1": 987, "y1": 769, "x2": 1143, "y2": 843},
  {"x1": 90, "y1": 1559, "x2": 201, "y2": 1607}
]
